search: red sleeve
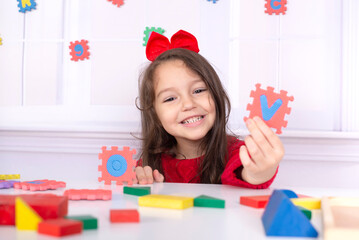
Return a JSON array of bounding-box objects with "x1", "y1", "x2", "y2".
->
[
  {"x1": 221, "y1": 139, "x2": 278, "y2": 189},
  {"x1": 136, "y1": 159, "x2": 143, "y2": 167}
]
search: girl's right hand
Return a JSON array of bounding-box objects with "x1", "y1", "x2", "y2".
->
[{"x1": 135, "y1": 166, "x2": 164, "y2": 184}]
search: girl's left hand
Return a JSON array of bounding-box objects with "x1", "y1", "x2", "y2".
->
[{"x1": 240, "y1": 116, "x2": 284, "y2": 185}]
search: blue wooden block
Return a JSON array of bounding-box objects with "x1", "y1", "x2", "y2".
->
[
  {"x1": 261, "y1": 190, "x2": 318, "y2": 237},
  {"x1": 280, "y1": 189, "x2": 298, "y2": 199}
]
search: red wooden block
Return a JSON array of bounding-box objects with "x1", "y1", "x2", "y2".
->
[
  {"x1": 38, "y1": 218, "x2": 82, "y2": 237},
  {"x1": 240, "y1": 194, "x2": 311, "y2": 209},
  {"x1": 0, "y1": 194, "x2": 68, "y2": 225},
  {"x1": 64, "y1": 189, "x2": 112, "y2": 200},
  {"x1": 240, "y1": 195, "x2": 270, "y2": 208},
  {"x1": 110, "y1": 209, "x2": 140, "y2": 223}
]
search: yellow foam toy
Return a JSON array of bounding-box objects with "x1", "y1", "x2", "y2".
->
[
  {"x1": 291, "y1": 198, "x2": 321, "y2": 210},
  {"x1": 138, "y1": 194, "x2": 194, "y2": 209},
  {"x1": 0, "y1": 174, "x2": 20, "y2": 180},
  {"x1": 15, "y1": 197, "x2": 43, "y2": 230}
]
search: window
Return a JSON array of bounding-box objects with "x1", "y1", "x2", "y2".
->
[{"x1": 0, "y1": 0, "x2": 358, "y2": 136}]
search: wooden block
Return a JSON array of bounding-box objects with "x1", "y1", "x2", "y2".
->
[
  {"x1": 262, "y1": 190, "x2": 318, "y2": 237},
  {"x1": 194, "y1": 195, "x2": 225, "y2": 208},
  {"x1": 66, "y1": 215, "x2": 98, "y2": 230},
  {"x1": 138, "y1": 194, "x2": 194, "y2": 209},
  {"x1": 322, "y1": 197, "x2": 359, "y2": 240},
  {"x1": 110, "y1": 209, "x2": 139, "y2": 223},
  {"x1": 38, "y1": 218, "x2": 82, "y2": 237},
  {"x1": 240, "y1": 195, "x2": 270, "y2": 208},
  {"x1": 291, "y1": 198, "x2": 321, "y2": 210},
  {"x1": 15, "y1": 197, "x2": 43, "y2": 230},
  {"x1": 297, "y1": 206, "x2": 312, "y2": 220},
  {"x1": 0, "y1": 174, "x2": 20, "y2": 180},
  {"x1": 123, "y1": 186, "x2": 151, "y2": 196},
  {"x1": 0, "y1": 194, "x2": 68, "y2": 225}
]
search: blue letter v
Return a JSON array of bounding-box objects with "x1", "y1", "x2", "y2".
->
[{"x1": 260, "y1": 95, "x2": 283, "y2": 121}]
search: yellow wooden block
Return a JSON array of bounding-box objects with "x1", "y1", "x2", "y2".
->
[
  {"x1": 291, "y1": 198, "x2": 321, "y2": 210},
  {"x1": 138, "y1": 194, "x2": 194, "y2": 209},
  {"x1": 0, "y1": 174, "x2": 20, "y2": 180},
  {"x1": 15, "y1": 197, "x2": 43, "y2": 230}
]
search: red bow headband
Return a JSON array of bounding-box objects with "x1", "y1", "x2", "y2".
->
[{"x1": 146, "y1": 30, "x2": 200, "y2": 61}]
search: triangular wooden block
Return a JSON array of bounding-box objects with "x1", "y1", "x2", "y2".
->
[
  {"x1": 261, "y1": 190, "x2": 318, "y2": 237},
  {"x1": 16, "y1": 197, "x2": 42, "y2": 230}
]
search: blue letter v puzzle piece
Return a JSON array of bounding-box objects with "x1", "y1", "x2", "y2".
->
[{"x1": 260, "y1": 95, "x2": 283, "y2": 121}]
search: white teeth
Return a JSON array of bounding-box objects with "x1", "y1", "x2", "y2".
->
[{"x1": 182, "y1": 116, "x2": 203, "y2": 124}]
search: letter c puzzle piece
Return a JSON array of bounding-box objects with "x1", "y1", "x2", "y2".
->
[
  {"x1": 265, "y1": 0, "x2": 287, "y2": 15},
  {"x1": 244, "y1": 83, "x2": 294, "y2": 134}
]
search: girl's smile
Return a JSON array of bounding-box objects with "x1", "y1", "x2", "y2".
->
[{"x1": 153, "y1": 59, "x2": 216, "y2": 145}]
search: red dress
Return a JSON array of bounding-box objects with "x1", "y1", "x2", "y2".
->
[{"x1": 138, "y1": 138, "x2": 277, "y2": 189}]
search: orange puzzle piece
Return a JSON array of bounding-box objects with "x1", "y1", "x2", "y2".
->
[
  {"x1": 244, "y1": 83, "x2": 294, "y2": 134},
  {"x1": 64, "y1": 189, "x2": 112, "y2": 200},
  {"x1": 98, "y1": 146, "x2": 137, "y2": 185},
  {"x1": 13, "y1": 179, "x2": 66, "y2": 191}
]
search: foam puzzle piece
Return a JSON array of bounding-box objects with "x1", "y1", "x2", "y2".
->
[
  {"x1": 194, "y1": 195, "x2": 225, "y2": 208},
  {"x1": 13, "y1": 179, "x2": 66, "y2": 191},
  {"x1": 244, "y1": 83, "x2": 294, "y2": 134},
  {"x1": 17, "y1": 0, "x2": 37, "y2": 13},
  {"x1": 110, "y1": 209, "x2": 140, "y2": 223},
  {"x1": 297, "y1": 206, "x2": 312, "y2": 220},
  {"x1": 38, "y1": 218, "x2": 83, "y2": 237},
  {"x1": 143, "y1": 27, "x2": 165, "y2": 46},
  {"x1": 291, "y1": 198, "x2": 321, "y2": 210},
  {"x1": 123, "y1": 186, "x2": 151, "y2": 196},
  {"x1": 264, "y1": 0, "x2": 287, "y2": 15},
  {"x1": 64, "y1": 189, "x2": 112, "y2": 200},
  {"x1": 15, "y1": 197, "x2": 43, "y2": 230},
  {"x1": 69, "y1": 40, "x2": 90, "y2": 61},
  {"x1": 107, "y1": 0, "x2": 124, "y2": 7},
  {"x1": 0, "y1": 194, "x2": 68, "y2": 225},
  {"x1": 261, "y1": 190, "x2": 318, "y2": 237},
  {"x1": 0, "y1": 174, "x2": 20, "y2": 180},
  {"x1": 66, "y1": 215, "x2": 98, "y2": 230},
  {"x1": 0, "y1": 180, "x2": 19, "y2": 189},
  {"x1": 138, "y1": 194, "x2": 194, "y2": 210},
  {"x1": 98, "y1": 146, "x2": 137, "y2": 185},
  {"x1": 322, "y1": 197, "x2": 359, "y2": 240}
]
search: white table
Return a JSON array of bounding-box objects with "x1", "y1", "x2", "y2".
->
[{"x1": 1, "y1": 182, "x2": 359, "y2": 240}]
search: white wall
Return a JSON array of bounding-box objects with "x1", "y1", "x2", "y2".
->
[{"x1": 1, "y1": 0, "x2": 359, "y2": 188}]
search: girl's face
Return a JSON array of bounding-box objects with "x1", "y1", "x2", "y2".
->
[{"x1": 153, "y1": 60, "x2": 216, "y2": 144}]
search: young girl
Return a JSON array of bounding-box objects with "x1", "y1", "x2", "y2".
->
[{"x1": 135, "y1": 30, "x2": 284, "y2": 189}]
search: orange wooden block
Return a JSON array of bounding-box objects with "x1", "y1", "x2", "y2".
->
[
  {"x1": 240, "y1": 193, "x2": 311, "y2": 209},
  {"x1": 110, "y1": 209, "x2": 139, "y2": 223},
  {"x1": 38, "y1": 218, "x2": 82, "y2": 237},
  {"x1": 240, "y1": 195, "x2": 270, "y2": 208}
]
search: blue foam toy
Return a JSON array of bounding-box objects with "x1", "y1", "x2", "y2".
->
[{"x1": 261, "y1": 190, "x2": 318, "y2": 237}]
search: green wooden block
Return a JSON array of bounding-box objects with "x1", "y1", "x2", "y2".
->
[
  {"x1": 194, "y1": 195, "x2": 225, "y2": 208},
  {"x1": 123, "y1": 186, "x2": 151, "y2": 196},
  {"x1": 65, "y1": 215, "x2": 98, "y2": 230},
  {"x1": 297, "y1": 206, "x2": 312, "y2": 220}
]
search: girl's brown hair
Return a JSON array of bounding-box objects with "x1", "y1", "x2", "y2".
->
[{"x1": 137, "y1": 48, "x2": 232, "y2": 184}]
